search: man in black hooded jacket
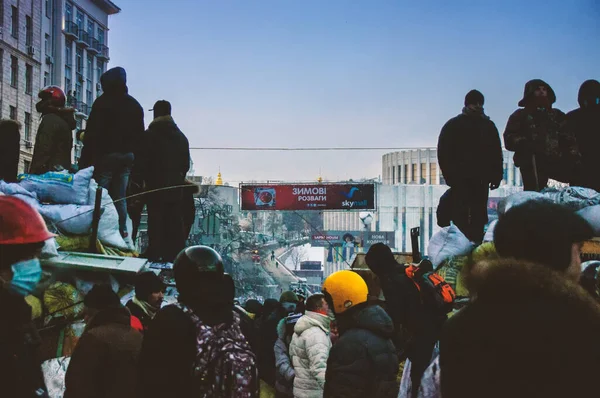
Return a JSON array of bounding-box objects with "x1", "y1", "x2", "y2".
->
[
  {"x1": 438, "y1": 90, "x2": 503, "y2": 243},
  {"x1": 140, "y1": 100, "x2": 190, "y2": 262},
  {"x1": 566, "y1": 79, "x2": 600, "y2": 190},
  {"x1": 84, "y1": 67, "x2": 145, "y2": 238}
]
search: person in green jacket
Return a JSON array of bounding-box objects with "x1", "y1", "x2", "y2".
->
[{"x1": 30, "y1": 86, "x2": 76, "y2": 175}]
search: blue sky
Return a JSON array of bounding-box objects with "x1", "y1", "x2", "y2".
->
[{"x1": 109, "y1": 0, "x2": 599, "y2": 184}]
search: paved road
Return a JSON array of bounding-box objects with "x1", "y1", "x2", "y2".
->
[{"x1": 259, "y1": 247, "x2": 299, "y2": 295}]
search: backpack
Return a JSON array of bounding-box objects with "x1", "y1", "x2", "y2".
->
[
  {"x1": 404, "y1": 262, "x2": 456, "y2": 314},
  {"x1": 176, "y1": 303, "x2": 259, "y2": 397}
]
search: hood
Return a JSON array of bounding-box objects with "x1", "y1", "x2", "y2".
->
[
  {"x1": 86, "y1": 306, "x2": 131, "y2": 331},
  {"x1": 0, "y1": 119, "x2": 21, "y2": 131},
  {"x1": 148, "y1": 115, "x2": 178, "y2": 130},
  {"x1": 578, "y1": 79, "x2": 600, "y2": 108},
  {"x1": 294, "y1": 311, "x2": 331, "y2": 335},
  {"x1": 100, "y1": 67, "x2": 127, "y2": 95},
  {"x1": 365, "y1": 243, "x2": 398, "y2": 275},
  {"x1": 464, "y1": 259, "x2": 598, "y2": 309},
  {"x1": 341, "y1": 304, "x2": 394, "y2": 338},
  {"x1": 518, "y1": 79, "x2": 556, "y2": 107}
]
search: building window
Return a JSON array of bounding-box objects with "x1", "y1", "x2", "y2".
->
[
  {"x1": 45, "y1": 34, "x2": 50, "y2": 55},
  {"x1": 421, "y1": 163, "x2": 427, "y2": 184},
  {"x1": 9, "y1": 106, "x2": 16, "y2": 120},
  {"x1": 11, "y1": 6, "x2": 18, "y2": 38},
  {"x1": 65, "y1": 65, "x2": 72, "y2": 94},
  {"x1": 25, "y1": 16, "x2": 32, "y2": 46},
  {"x1": 10, "y1": 56, "x2": 18, "y2": 87},
  {"x1": 430, "y1": 163, "x2": 437, "y2": 184},
  {"x1": 412, "y1": 164, "x2": 418, "y2": 183},
  {"x1": 97, "y1": 27, "x2": 105, "y2": 44},
  {"x1": 87, "y1": 19, "x2": 95, "y2": 38},
  {"x1": 76, "y1": 46, "x2": 83, "y2": 74},
  {"x1": 65, "y1": 2, "x2": 72, "y2": 22},
  {"x1": 86, "y1": 54, "x2": 93, "y2": 80},
  {"x1": 391, "y1": 166, "x2": 395, "y2": 184},
  {"x1": 403, "y1": 164, "x2": 408, "y2": 184},
  {"x1": 25, "y1": 64, "x2": 33, "y2": 94},
  {"x1": 24, "y1": 160, "x2": 31, "y2": 173},
  {"x1": 76, "y1": 9, "x2": 84, "y2": 29},
  {"x1": 46, "y1": 0, "x2": 51, "y2": 18},
  {"x1": 75, "y1": 81, "x2": 82, "y2": 102},
  {"x1": 44, "y1": 71, "x2": 49, "y2": 86},
  {"x1": 24, "y1": 112, "x2": 32, "y2": 141},
  {"x1": 86, "y1": 80, "x2": 93, "y2": 106},
  {"x1": 65, "y1": 39, "x2": 73, "y2": 65}
]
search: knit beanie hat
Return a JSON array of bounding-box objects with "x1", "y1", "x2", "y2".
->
[
  {"x1": 465, "y1": 90, "x2": 485, "y2": 107},
  {"x1": 280, "y1": 290, "x2": 299, "y2": 304},
  {"x1": 135, "y1": 271, "x2": 166, "y2": 301}
]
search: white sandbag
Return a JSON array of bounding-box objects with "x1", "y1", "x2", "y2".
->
[
  {"x1": 0, "y1": 180, "x2": 39, "y2": 198},
  {"x1": 427, "y1": 225, "x2": 475, "y2": 268},
  {"x1": 577, "y1": 205, "x2": 600, "y2": 236},
  {"x1": 87, "y1": 179, "x2": 128, "y2": 250},
  {"x1": 498, "y1": 191, "x2": 551, "y2": 216},
  {"x1": 41, "y1": 238, "x2": 59, "y2": 259},
  {"x1": 41, "y1": 356, "x2": 70, "y2": 398},
  {"x1": 542, "y1": 186, "x2": 600, "y2": 211},
  {"x1": 483, "y1": 220, "x2": 498, "y2": 242},
  {"x1": 38, "y1": 204, "x2": 94, "y2": 235},
  {"x1": 18, "y1": 167, "x2": 94, "y2": 205}
]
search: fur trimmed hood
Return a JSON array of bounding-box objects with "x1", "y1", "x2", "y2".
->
[{"x1": 148, "y1": 115, "x2": 176, "y2": 129}]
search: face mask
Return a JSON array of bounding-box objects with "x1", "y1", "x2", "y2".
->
[{"x1": 9, "y1": 259, "x2": 42, "y2": 296}]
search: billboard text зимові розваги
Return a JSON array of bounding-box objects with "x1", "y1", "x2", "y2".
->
[{"x1": 240, "y1": 183, "x2": 375, "y2": 211}]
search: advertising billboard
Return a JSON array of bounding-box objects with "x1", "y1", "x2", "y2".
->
[
  {"x1": 240, "y1": 183, "x2": 375, "y2": 211},
  {"x1": 311, "y1": 231, "x2": 395, "y2": 249}
]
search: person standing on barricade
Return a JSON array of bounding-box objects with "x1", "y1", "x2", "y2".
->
[
  {"x1": 504, "y1": 79, "x2": 581, "y2": 191},
  {"x1": 0, "y1": 196, "x2": 56, "y2": 397},
  {"x1": 139, "y1": 100, "x2": 190, "y2": 263},
  {"x1": 84, "y1": 67, "x2": 145, "y2": 239},
  {"x1": 30, "y1": 86, "x2": 76, "y2": 175},
  {"x1": 438, "y1": 89, "x2": 503, "y2": 243}
]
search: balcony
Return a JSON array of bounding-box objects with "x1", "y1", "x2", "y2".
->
[
  {"x1": 88, "y1": 38, "x2": 100, "y2": 55},
  {"x1": 97, "y1": 44, "x2": 110, "y2": 61},
  {"x1": 63, "y1": 21, "x2": 79, "y2": 39},
  {"x1": 74, "y1": 101, "x2": 90, "y2": 117},
  {"x1": 76, "y1": 29, "x2": 90, "y2": 47}
]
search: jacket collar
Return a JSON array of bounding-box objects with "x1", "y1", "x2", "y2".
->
[
  {"x1": 294, "y1": 311, "x2": 331, "y2": 335},
  {"x1": 149, "y1": 115, "x2": 175, "y2": 129},
  {"x1": 86, "y1": 306, "x2": 131, "y2": 331}
]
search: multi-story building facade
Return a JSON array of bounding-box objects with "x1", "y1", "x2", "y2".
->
[{"x1": 0, "y1": 0, "x2": 119, "y2": 175}]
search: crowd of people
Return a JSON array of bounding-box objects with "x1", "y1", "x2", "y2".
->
[
  {"x1": 0, "y1": 66, "x2": 196, "y2": 264},
  {"x1": 437, "y1": 78, "x2": 600, "y2": 243}
]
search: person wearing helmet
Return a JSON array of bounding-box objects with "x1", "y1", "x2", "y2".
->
[
  {"x1": 0, "y1": 119, "x2": 21, "y2": 182},
  {"x1": 30, "y1": 85, "x2": 76, "y2": 174},
  {"x1": 0, "y1": 197, "x2": 55, "y2": 397},
  {"x1": 565, "y1": 79, "x2": 600, "y2": 190},
  {"x1": 322, "y1": 270, "x2": 400, "y2": 397},
  {"x1": 137, "y1": 246, "x2": 258, "y2": 397}
]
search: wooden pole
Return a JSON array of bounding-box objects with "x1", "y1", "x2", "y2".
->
[{"x1": 89, "y1": 187, "x2": 103, "y2": 253}]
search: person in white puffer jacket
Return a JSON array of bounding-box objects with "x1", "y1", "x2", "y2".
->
[{"x1": 289, "y1": 294, "x2": 332, "y2": 398}]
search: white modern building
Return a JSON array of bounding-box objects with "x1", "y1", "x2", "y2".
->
[{"x1": 0, "y1": 0, "x2": 120, "y2": 174}]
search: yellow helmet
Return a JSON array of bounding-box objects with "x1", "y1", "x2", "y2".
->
[{"x1": 322, "y1": 270, "x2": 368, "y2": 315}]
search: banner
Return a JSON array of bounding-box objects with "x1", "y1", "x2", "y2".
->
[
  {"x1": 240, "y1": 183, "x2": 375, "y2": 211},
  {"x1": 311, "y1": 231, "x2": 395, "y2": 249}
]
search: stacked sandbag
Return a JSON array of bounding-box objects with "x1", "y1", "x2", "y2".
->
[
  {"x1": 428, "y1": 224, "x2": 476, "y2": 268},
  {"x1": 43, "y1": 282, "x2": 84, "y2": 323},
  {"x1": 18, "y1": 167, "x2": 94, "y2": 205},
  {"x1": 87, "y1": 179, "x2": 130, "y2": 250}
]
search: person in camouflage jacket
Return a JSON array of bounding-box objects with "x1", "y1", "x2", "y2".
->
[{"x1": 504, "y1": 79, "x2": 581, "y2": 191}]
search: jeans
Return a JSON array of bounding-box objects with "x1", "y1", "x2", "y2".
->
[
  {"x1": 96, "y1": 152, "x2": 134, "y2": 235},
  {"x1": 146, "y1": 189, "x2": 185, "y2": 262}
]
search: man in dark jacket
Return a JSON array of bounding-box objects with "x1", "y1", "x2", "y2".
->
[
  {"x1": 441, "y1": 202, "x2": 599, "y2": 398},
  {"x1": 137, "y1": 246, "x2": 258, "y2": 397},
  {"x1": 30, "y1": 86, "x2": 76, "y2": 174},
  {"x1": 504, "y1": 79, "x2": 581, "y2": 191},
  {"x1": 566, "y1": 79, "x2": 600, "y2": 190},
  {"x1": 322, "y1": 270, "x2": 399, "y2": 398},
  {"x1": 84, "y1": 67, "x2": 145, "y2": 238},
  {"x1": 141, "y1": 100, "x2": 191, "y2": 262},
  {"x1": 438, "y1": 90, "x2": 503, "y2": 242},
  {"x1": 0, "y1": 119, "x2": 21, "y2": 181},
  {"x1": 0, "y1": 197, "x2": 55, "y2": 398},
  {"x1": 126, "y1": 271, "x2": 166, "y2": 331}
]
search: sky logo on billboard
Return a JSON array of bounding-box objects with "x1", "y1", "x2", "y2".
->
[
  {"x1": 342, "y1": 187, "x2": 359, "y2": 199},
  {"x1": 342, "y1": 199, "x2": 368, "y2": 208}
]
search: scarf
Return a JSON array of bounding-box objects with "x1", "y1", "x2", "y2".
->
[
  {"x1": 132, "y1": 296, "x2": 159, "y2": 319},
  {"x1": 462, "y1": 106, "x2": 490, "y2": 120}
]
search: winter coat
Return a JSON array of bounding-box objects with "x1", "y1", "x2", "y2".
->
[
  {"x1": 0, "y1": 287, "x2": 48, "y2": 397},
  {"x1": 64, "y1": 306, "x2": 143, "y2": 398},
  {"x1": 84, "y1": 67, "x2": 144, "y2": 166},
  {"x1": 324, "y1": 304, "x2": 399, "y2": 398},
  {"x1": 274, "y1": 319, "x2": 295, "y2": 397},
  {"x1": 289, "y1": 311, "x2": 332, "y2": 398},
  {"x1": 30, "y1": 109, "x2": 75, "y2": 174},
  {"x1": 437, "y1": 109, "x2": 503, "y2": 186},
  {"x1": 139, "y1": 115, "x2": 190, "y2": 191},
  {"x1": 0, "y1": 119, "x2": 21, "y2": 182},
  {"x1": 138, "y1": 303, "x2": 259, "y2": 398},
  {"x1": 566, "y1": 80, "x2": 600, "y2": 190},
  {"x1": 504, "y1": 79, "x2": 580, "y2": 182},
  {"x1": 440, "y1": 259, "x2": 600, "y2": 398},
  {"x1": 126, "y1": 299, "x2": 152, "y2": 331}
]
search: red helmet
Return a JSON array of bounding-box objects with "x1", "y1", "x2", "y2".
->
[
  {"x1": 0, "y1": 196, "x2": 56, "y2": 245},
  {"x1": 38, "y1": 85, "x2": 66, "y2": 108}
]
